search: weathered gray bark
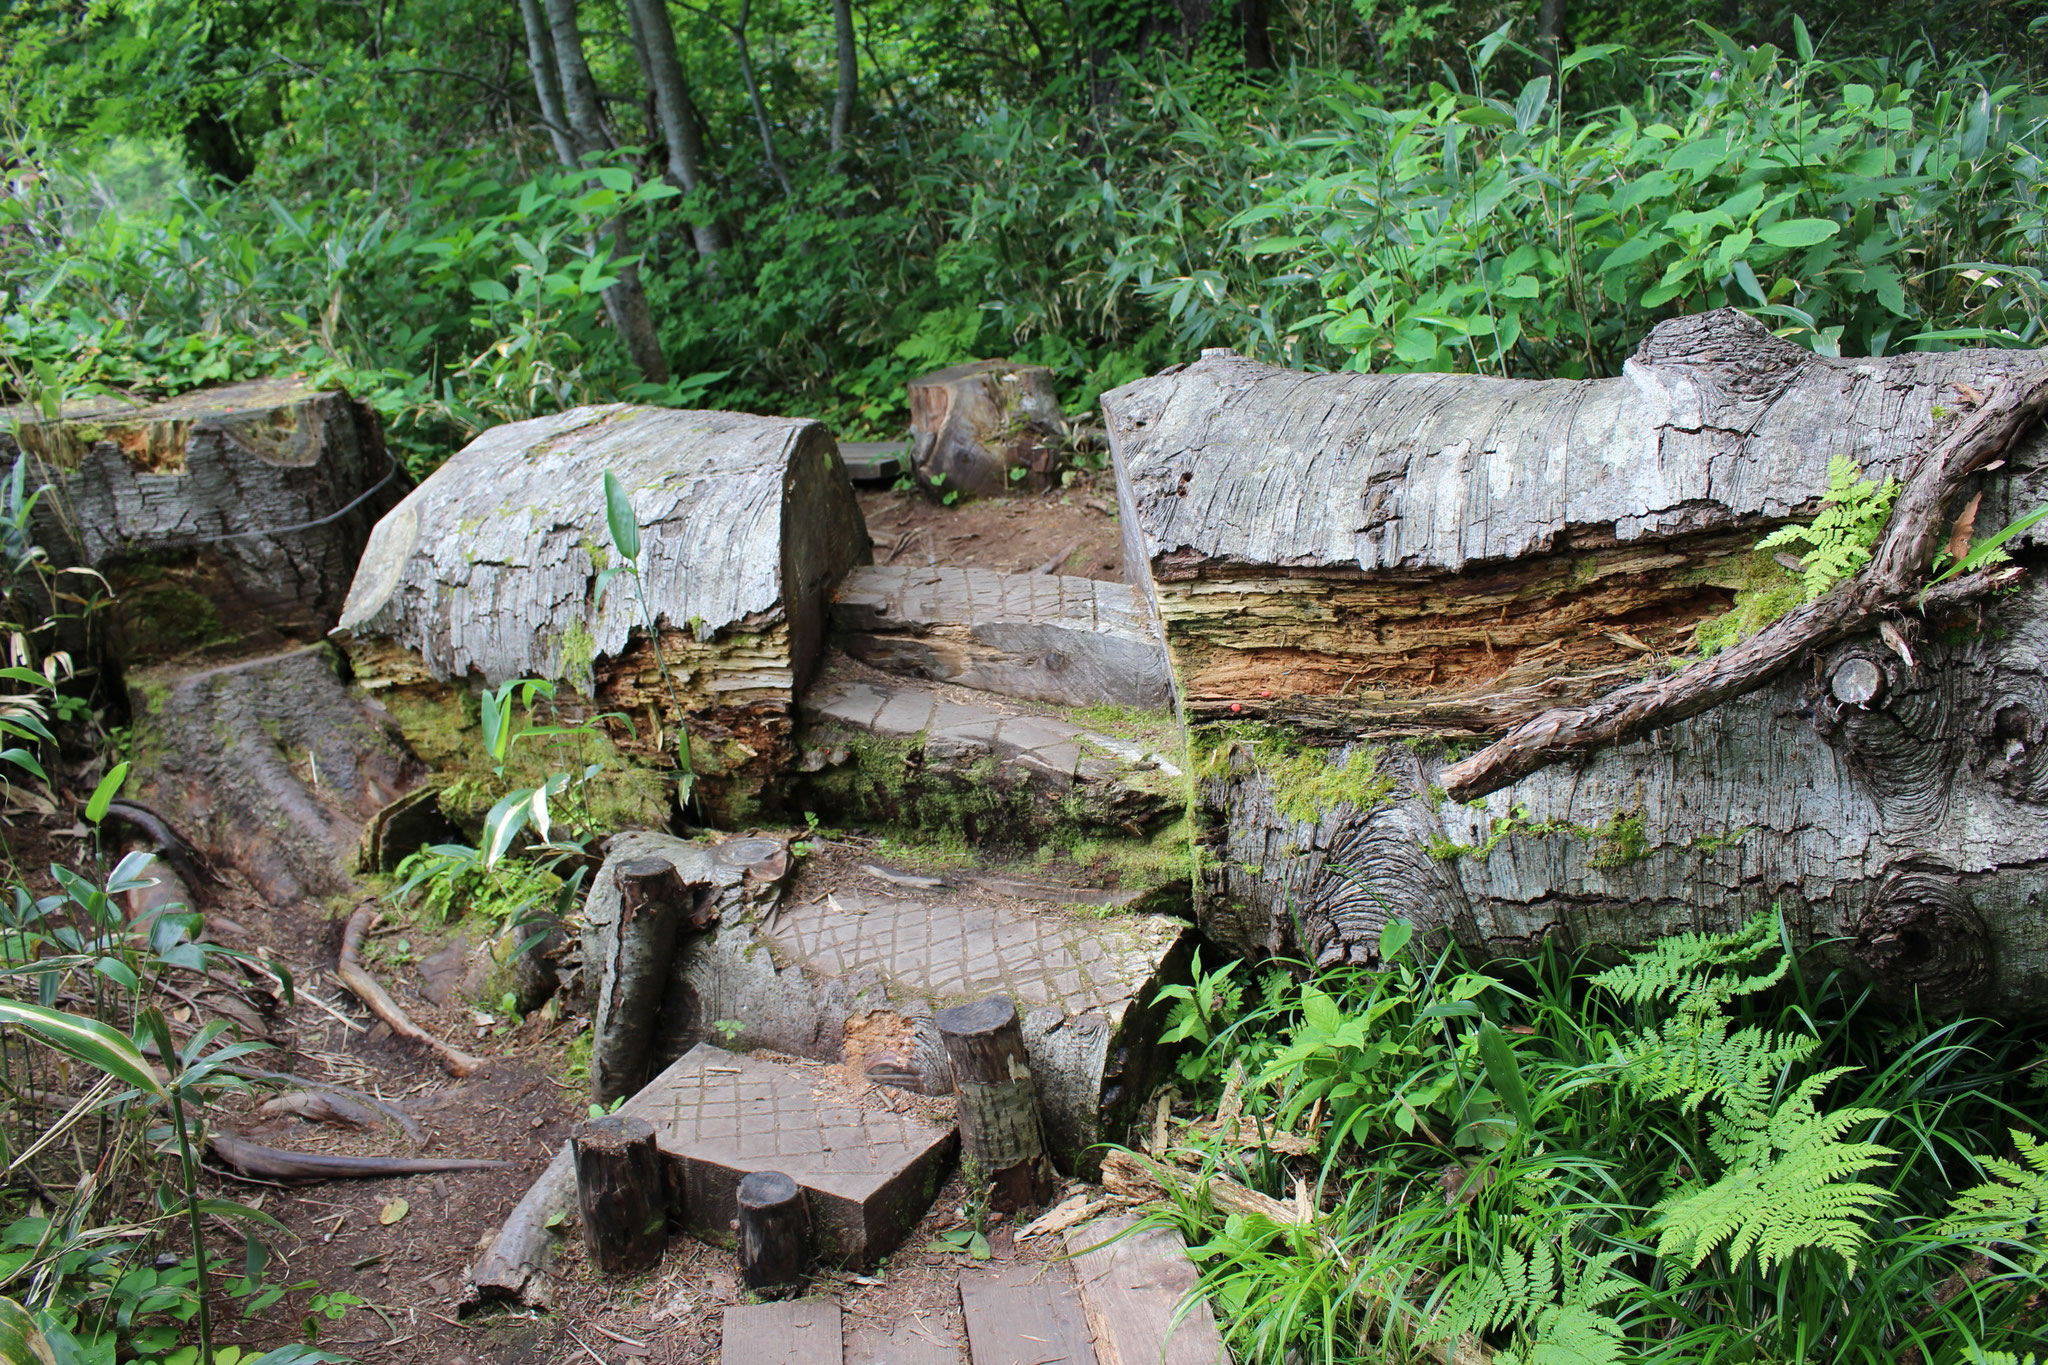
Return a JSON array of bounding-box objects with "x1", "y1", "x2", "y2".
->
[
  {"x1": 1118, "y1": 314, "x2": 2048, "y2": 1017},
  {"x1": 624, "y1": 0, "x2": 729, "y2": 261},
  {"x1": 126, "y1": 646, "x2": 426, "y2": 906},
  {"x1": 516, "y1": 0, "x2": 579, "y2": 164},
  {"x1": 4, "y1": 380, "x2": 399, "y2": 666},
  {"x1": 829, "y1": 0, "x2": 857, "y2": 157},
  {"x1": 907, "y1": 361, "x2": 1066, "y2": 497},
  {"x1": 464, "y1": 1140, "x2": 576, "y2": 1310},
  {"x1": 333, "y1": 405, "x2": 870, "y2": 821}
]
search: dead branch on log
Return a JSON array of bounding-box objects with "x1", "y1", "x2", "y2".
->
[
  {"x1": 1442, "y1": 369, "x2": 2048, "y2": 801},
  {"x1": 336, "y1": 905, "x2": 484, "y2": 1077},
  {"x1": 257, "y1": 1090, "x2": 381, "y2": 1128},
  {"x1": 208, "y1": 1133, "x2": 512, "y2": 1183}
]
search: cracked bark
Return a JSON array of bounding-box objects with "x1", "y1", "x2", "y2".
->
[{"x1": 1106, "y1": 313, "x2": 2048, "y2": 1015}]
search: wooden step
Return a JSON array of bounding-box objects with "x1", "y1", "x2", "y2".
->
[
  {"x1": 796, "y1": 660, "x2": 1185, "y2": 844},
  {"x1": 839, "y1": 440, "x2": 908, "y2": 485},
  {"x1": 958, "y1": 1263, "x2": 1097, "y2": 1365},
  {"x1": 832, "y1": 565, "x2": 1172, "y2": 710},
  {"x1": 1065, "y1": 1213, "x2": 1230, "y2": 1364},
  {"x1": 846, "y1": 1319, "x2": 965, "y2": 1365},
  {"x1": 721, "y1": 1297, "x2": 843, "y2": 1365},
  {"x1": 617, "y1": 1044, "x2": 955, "y2": 1268}
]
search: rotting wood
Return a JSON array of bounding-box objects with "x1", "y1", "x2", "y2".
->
[
  {"x1": 207, "y1": 1133, "x2": 512, "y2": 1182},
  {"x1": 336, "y1": 905, "x2": 484, "y2": 1077},
  {"x1": 936, "y1": 995, "x2": 1056, "y2": 1213},
  {"x1": 573, "y1": 1114, "x2": 667, "y2": 1274},
  {"x1": 1103, "y1": 312, "x2": 2048, "y2": 739},
  {"x1": 464, "y1": 1141, "x2": 577, "y2": 1311},
  {"x1": 1440, "y1": 366, "x2": 2048, "y2": 799},
  {"x1": 333, "y1": 404, "x2": 870, "y2": 822},
  {"x1": 737, "y1": 1169, "x2": 808, "y2": 1296},
  {"x1": 907, "y1": 360, "x2": 1066, "y2": 497}
]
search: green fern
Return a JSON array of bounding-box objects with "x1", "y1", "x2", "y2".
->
[
  {"x1": 1756, "y1": 455, "x2": 1900, "y2": 602},
  {"x1": 1942, "y1": 1130, "x2": 2048, "y2": 1266},
  {"x1": 1436, "y1": 1240, "x2": 1633, "y2": 1365},
  {"x1": 1592, "y1": 910, "x2": 1787, "y2": 1012},
  {"x1": 892, "y1": 303, "x2": 986, "y2": 367}
]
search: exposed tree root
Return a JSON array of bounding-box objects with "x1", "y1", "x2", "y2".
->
[
  {"x1": 336, "y1": 904, "x2": 485, "y2": 1077},
  {"x1": 207, "y1": 1133, "x2": 513, "y2": 1182}
]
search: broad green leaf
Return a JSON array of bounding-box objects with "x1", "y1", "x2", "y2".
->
[
  {"x1": 84, "y1": 762, "x2": 128, "y2": 824},
  {"x1": 468, "y1": 279, "x2": 510, "y2": 304},
  {"x1": 1379, "y1": 919, "x2": 1414, "y2": 961},
  {"x1": 0, "y1": 1000, "x2": 165, "y2": 1099},
  {"x1": 1477, "y1": 1019, "x2": 1536, "y2": 1133},
  {"x1": 604, "y1": 470, "x2": 642, "y2": 562},
  {"x1": 0, "y1": 1297, "x2": 57, "y2": 1365},
  {"x1": 1760, "y1": 219, "x2": 1841, "y2": 248}
]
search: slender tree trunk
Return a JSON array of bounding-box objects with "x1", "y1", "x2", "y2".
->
[
  {"x1": 1538, "y1": 0, "x2": 1565, "y2": 79},
  {"x1": 729, "y1": 0, "x2": 794, "y2": 196},
  {"x1": 625, "y1": 0, "x2": 729, "y2": 260},
  {"x1": 517, "y1": 0, "x2": 580, "y2": 165},
  {"x1": 538, "y1": 0, "x2": 671, "y2": 384},
  {"x1": 829, "y1": 0, "x2": 857, "y2": 159},
  {"x1": 1240, "y1": 0, "x2": 1274, "y2": 69}
]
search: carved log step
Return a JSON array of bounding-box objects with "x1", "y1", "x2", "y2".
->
[
  {"x1": 616, "y1": 1044, "x2": 955, "y2": 1268},
  {"x1": 1065, "y1": 1212, "x2": 1230, "y2": 1364},
  {"x1": 720, "y1": 1296, "x2": 843, "y2": 1365},
  {"x1": 831, "y1": 566, "x2": 1173, "y2": 710},
  {"x1": 673, "y1": 868, "x2": 1191, "y2": 1176},
  {"x1": 795, "y1": 659, "x2": 1184, "y2": 845},
  {"x1": 334, "y1": 404, "x2": 871, "y2": 823},
  {"x1": 838, "y1": 440, "x2": 907, "y2": 485}
]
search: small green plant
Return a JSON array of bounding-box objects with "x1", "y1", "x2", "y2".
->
[
  {"x1": 1756, "y1": 456, "x2": 1901, "y2": 603},
  {"x1": 597, "y1": 470, "x2": 694, "y2": 806}
]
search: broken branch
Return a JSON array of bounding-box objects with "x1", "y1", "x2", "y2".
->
[{"x1": 208, "y1": 1132, "x2": 513, "y2": 1183}]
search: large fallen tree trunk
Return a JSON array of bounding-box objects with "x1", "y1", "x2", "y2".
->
[
  {"x1": 3, "y1": 379, "x2": 401, "y2": 669},
  {"x1": 1105, "y1": 313, "x2": 2048, "y2": 1016},
  {"x1": 333, "y1": 406, "x2": 870, "y2": 824}
]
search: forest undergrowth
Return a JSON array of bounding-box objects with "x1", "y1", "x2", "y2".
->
[{"x1": 1137, "y1": 913, "x2": 2048, "y2": 1364}]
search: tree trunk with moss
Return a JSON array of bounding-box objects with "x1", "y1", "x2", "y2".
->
[
  {"x1": 1105, "y1": 314, "x2": 2048, "y2": 1017},
  {"x1": 333, "y1": 405, "x2": 870, "y2": 824}
]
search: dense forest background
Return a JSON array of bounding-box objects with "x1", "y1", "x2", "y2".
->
[{"x1": 1, "y1": 0, "x2": 2044, "y2": 471}]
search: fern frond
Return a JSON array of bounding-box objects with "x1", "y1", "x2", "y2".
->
[
  {"x1": 1942, "y1": 1129, "x2": 2048, "y2": 1257},
  {"x1": 1592, "y1": 910, "x2": 1785, "y2": 1010}
]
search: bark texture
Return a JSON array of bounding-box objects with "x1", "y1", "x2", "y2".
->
[
  {"x1": 1104, "y1": 315, "x2": 2048, "y2": 738},
  {"x1": 908, "y1": 361, "x2": 1066, "y2": 497},
  {"x1": 936, "y1": 995, "x2": 1056, "y2": 1212},
  {"x1": 1172, "y1": 319, "x2": 2048, "y2": 1016},
  {"x1": 334, "y1": 405, "x2": 870, "y2": 821},
  {"x1": 126, "y1": 646, "x2": 426, "y2": 905},
  {"x1": 5, "y1": 380, "x2": 399, "y2": 664},
  {"x1": 736, "y1": 1170, "x2": 807, "y2": 1295},
  {"x1": 573, "y1": 1114, "x2": 667, "y2": 1273}
]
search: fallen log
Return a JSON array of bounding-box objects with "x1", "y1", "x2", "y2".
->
[
  {"x1": 464, "y1": 1141, "x2": 577, "y2": 1310},
  {"x1": 1106, "y1": 314, "x2": 2048, "y2": 1013},
  {"x1": 208, "y1": 1132, "x2": 512, "y2": 1182},
  {"x1": 337, "y1": 905, "x2": 485, "y2": 1077},
  {"x1": 333, "y1": 405, "x2": 871, "y2": 823}
]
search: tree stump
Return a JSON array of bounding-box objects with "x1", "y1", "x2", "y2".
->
[
  {"x1": 936, "y1": 995, "x2": 1056, "y2": 1211},
  {"x1": 590, "y1": 857, "x2": 697, "y2": 1103},
  {"x1": 907, "y1": 360, "x2": 1065, "y2": 497},
  {"x1": 736, "y1": 1170, "x2": 808, "y2": 1296},
  {"x1": 573, "y1": 1114, "x2": 667, "y2": 1275}
]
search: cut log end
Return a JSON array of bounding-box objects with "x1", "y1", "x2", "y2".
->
[
  {"x1": 573, "y1": 1114, "x2": 667, "y2": 1276},
  {"x1": 736, "y1": 1169, "x2": 808, "y2": 1296}
]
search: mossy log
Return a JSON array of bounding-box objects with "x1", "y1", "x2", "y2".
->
[
  {"x1": 1143, "y1": 314, "x2": 2048, "y2": 1017},
  {"x1": 908, "y1": 360, "x2": 1066, "y2": 496},
  {"x1": 2, "y1": 379, "x2": 399, "y2": 668},
  {"x1": 334, "y1": 405, "x2": 870, "y2": 825}
]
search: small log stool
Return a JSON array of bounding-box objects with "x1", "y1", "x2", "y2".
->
[
  {"x1": 737, "y1": 1170, "x2": 808, "y2": 1296},
  {"x1": 935, "y1": 995, "x2": 1056, "y2": 1211},
  {"x1": 573, "y1": 1114, "x2": 667, "y2": 1274}
]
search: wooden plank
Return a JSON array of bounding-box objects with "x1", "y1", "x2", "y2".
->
[
  {"x1": 1065, "y1": 1213, "x2": 1229, "y2": 1365},
  {"x1": 958, "y1": 1263, "x2": 1097, "y2": 1365},
  {"x1": 846, "y1": 1317, "x2": 965, "y2": 1365},
  {"x1": 720, "y1": 1297, "x2": 844, "y2": 1365}
]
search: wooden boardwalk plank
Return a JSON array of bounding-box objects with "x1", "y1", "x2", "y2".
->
[
  {"x1": 958, "y1": 1263, "x2": 1097, "y2": 1365},
  {"x1": 721, "y1": 1297, "x2": 843, "y2": 1365},
  {"x1": 1065, "y1": 1213, "x2": 1230, "y2": 1365}
]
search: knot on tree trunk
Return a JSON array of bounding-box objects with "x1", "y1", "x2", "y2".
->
[
  {"x1": 1630, "y1": 307, "x2": 1815, "y2": 406},
  {"x1": 1812, "y1": 642, "x2": 1960, "y2": 837},
  {"x1": 1853, "y1": 866, "x2": 1994, "y2": 1013}
]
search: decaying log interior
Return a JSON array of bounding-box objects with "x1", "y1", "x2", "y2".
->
[
  {"x1": 1106, "y1": 313, "x2": 2048, "y2": 737},
  {"x1": 333, "y1": 404, "x2": 870, "y2": 821}
]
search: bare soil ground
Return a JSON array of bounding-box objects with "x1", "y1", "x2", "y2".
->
[{"x1": 4, "y1": 476, "x2": 1130, "y2": 1363}]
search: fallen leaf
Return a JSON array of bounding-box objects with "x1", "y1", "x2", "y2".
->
[
  {"x1": 1947, "y1": 492, "x2": 1983, "y2": 563},
  {"x1": 378, "y1": 1198, "x2": 409, "y2": 1225}
]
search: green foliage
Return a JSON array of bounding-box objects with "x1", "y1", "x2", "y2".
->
[
  {"x1": 1757, "y1": 456, "x2": 1902, "y2": 602},
  {"x1": 1144, "y1": 908, "x2": 2048, "y2": 1363}
]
